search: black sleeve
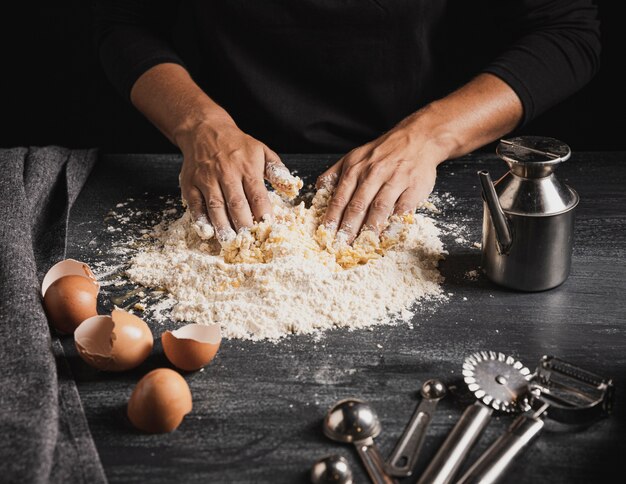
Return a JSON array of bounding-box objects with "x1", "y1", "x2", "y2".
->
[
  {"x1": 482, "y1": 0, "x2": 601, "y2": 127},
  {"x1": 91, "y1": 0, "x2": 185, "y2": 101}
]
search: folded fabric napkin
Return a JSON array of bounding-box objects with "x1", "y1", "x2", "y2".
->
[{"x1": 0, "y1": 147, "x2": 106, "y2": 483}]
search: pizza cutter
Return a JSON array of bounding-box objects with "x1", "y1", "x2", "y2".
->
[{"x1": 417, "y1": 351, "x2": 533, "y2": 484}]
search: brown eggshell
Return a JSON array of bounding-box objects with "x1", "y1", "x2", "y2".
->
[
  {"x1": 162, "y1": 323, "x2": 222, "y2": 371},
  {"x1": 127, "y1": 368, "x2": 192, "y2": 433},
  {"x1": 43, "y1": 275, "x2": 99, "y2": 334},
  {"x1": 74, "y1": 309, "x2": 154, "y2": 371},
  {"x1": 41, "y1": 258, "x2": 99, "y2": 297}
]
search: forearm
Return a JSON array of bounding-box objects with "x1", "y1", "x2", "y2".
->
[
  {"x1": 484, "y1": 0, "x2": 600, "y2": 126},
  {"x1": 404, "y1": 73, "x2": 523, "y2": 162},
  {"x1": 129, "y1": 63, "x2": 235, "y2": 148}
]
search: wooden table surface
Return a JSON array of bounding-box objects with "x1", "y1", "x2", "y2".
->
[{"x1": 63, "y1": 152, "x2": 626, "y2": 484}]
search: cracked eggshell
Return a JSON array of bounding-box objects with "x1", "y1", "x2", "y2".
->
[
  {"x1": 127, "y1": 368, "x2": 192, "y2": 433},
  {"x1": 41, "y1": 259, "x2": 99, "y2": 334},
  {"x1": 161, "y1": 323, "x2": 222, "y2": 371},
  {"x1": 74, "y1": 309, "x2": 153, "y2": 371}
]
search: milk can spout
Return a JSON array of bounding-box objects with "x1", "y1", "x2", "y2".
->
[{"x1": 478, "y1": 170, "x2": 513, "y2": 252}]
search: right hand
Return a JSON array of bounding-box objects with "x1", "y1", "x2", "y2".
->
[{"x1": 176, "y1": 117, "x2": 285, "y2": 243}]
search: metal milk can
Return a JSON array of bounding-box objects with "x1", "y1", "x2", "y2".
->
[{"x1": 478, "y1": 136, "x2": 579, "y2": 291}]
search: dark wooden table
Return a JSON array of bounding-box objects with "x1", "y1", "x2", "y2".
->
[{"x1": 64, "y1": 152, "x2": 626, "y2": 484}]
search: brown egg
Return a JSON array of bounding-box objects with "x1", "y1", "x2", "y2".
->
[
  {"x1": 74, "y1": 309, "x2": 154, "y2": 371},
  {"x1": 162, "y1": 323, "x2": 222, "y2": 371},
  {"x1": 127, "y1": 368, "x2": 192, "y2": 433},
  {"x1": 42, "y1": 259, "x2": 100, "y2": 334}
]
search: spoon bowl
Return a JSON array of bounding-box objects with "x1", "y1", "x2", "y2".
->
[
  {"x1": 322, "y1": 398, "x2": 396, "y2": 484},
  {"x1": 310, "y1": 455, "x2": 353, "y2": 484},
  {"x1": 421, "y1": 379, "x2": 448, "y2": 400},
  {"x1": 323, "y1": 398, "x2": 382, "y2": 443}
]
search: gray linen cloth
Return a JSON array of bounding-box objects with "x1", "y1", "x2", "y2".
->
[{"x1": 0, "y1": 147, "x2": 107, "y2": 483}]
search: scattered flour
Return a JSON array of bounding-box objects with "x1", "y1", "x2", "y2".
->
[
  {"x1": 465, "y1": 269, "x2": 480, "y2": 280},
  {"x1": 125, "y1": 184, "x2": 447, "y2": 341}
]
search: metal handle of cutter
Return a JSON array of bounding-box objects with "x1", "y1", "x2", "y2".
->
[
  {"x1": 456, "y1": 408, "x2": 546, "y2": 484},
  {"x1": 417, "y1": 402, "x2": 493, "y2": 484},
  {"x1": 356, "y1": 439, "x2": 398, "y2": 484}
]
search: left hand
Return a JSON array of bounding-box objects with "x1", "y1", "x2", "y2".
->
[{"x1": 316, "y1": 118, "x2": 448, "y2": 244}]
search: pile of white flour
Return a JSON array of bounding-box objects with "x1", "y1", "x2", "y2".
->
[{"x1": 126, "y1": 186, "x2": 447, "y2": 341}]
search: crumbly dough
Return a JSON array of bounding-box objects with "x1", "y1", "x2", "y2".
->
[
  {"x1": 127, "y1": 178, "x2": 446, "y2": 341},
  {"x1": 219, "y1": 186, "x2": 416, "y2": 269}
]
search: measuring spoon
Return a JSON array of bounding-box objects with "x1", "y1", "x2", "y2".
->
[
  {"x1": 323, "y1": 399, "x2": 397, "y2": 484},
  {"x1": 310, "y1": 455, "x2": 354, "y2": 484},
  {"x1": 385, "y1": 379, "x2": 448, "y2": 477}
]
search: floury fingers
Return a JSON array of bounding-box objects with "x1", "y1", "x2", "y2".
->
[{"x1": 264, "y1": 161, "x2": 303, "y2": 200}]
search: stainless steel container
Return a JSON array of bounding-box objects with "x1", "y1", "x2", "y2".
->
[{"x1": 479, "y1": 136, "x2": 579, "y2": 291}]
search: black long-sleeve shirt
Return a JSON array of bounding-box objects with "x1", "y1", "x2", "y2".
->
[{"x1": 92, "y1": 0, "x2": 601, "y2": 153}]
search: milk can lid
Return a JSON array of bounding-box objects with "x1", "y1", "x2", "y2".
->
[
  {"x1": 497, "y1": 136, "x2": 570, "y2": 177},
  {"x1": 494, "y1": 136, "x2": 578, "y2": 216}
]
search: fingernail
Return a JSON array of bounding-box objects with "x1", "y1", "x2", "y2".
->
[
  {"x1": 216, "y1": 226, "x2": 237, "y2": 244},
  {"x1": 317, "y1": 172, "x2": 338, "y2": 190},
  {"x1": 323, "y1": 221, "x2": 338, "y2": 234},
  {"x1": 332, "y1": 231, "x2": 349, "y2": 250},
  {"x1": 360, "y1": 223, "x2": 379, "y2": 236},
  {"x1": 381, "y1": 218, "x2": 409, "y2": 246},
  {"x1": 192, "y1": 215, "x2": 215, "y2": 240},
  {"x1": 332, "y1": 223, "x2": 353, "y2": 249}
]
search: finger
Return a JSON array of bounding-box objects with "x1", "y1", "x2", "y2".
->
[
  {"x1": 337, "y1": 177, "x2": 389, "y2": 245},
  {"x1": 183, "y1": 185, "x2": 216, "y2": 240},
  {"x1": 393, "y1": 188, "x2": 421, "y2": 216},
  {"x1": 264, "y1": 148, "x2": 302, "y2": 199},
  {"x1": 378, "y1": 187, "x2": 422, "y2": 244},
  {"x1": 362, "y1": 182, "x2": 406, "y2": 236},
  {"x1": 243, "y1": 176, "x2": 273, "y2": 222},
  {"x1": 199, "y1": 180, "x2": 236, "y2": 244},
  {"x1": 264, "y1": 146, "x2": 282, "y2": 167},
  {"x1": 315, "y1": 161, "x2": 341, "y2": 191},
  {"x1": 321, "y1": 155, "x2": 361, "y2": 230},
  {"x1": 220, "y1": 177, "x2": 255, "y2": 231},
  {"x1": 181, "y1": 184, "x2": 205, "y2": 221}
]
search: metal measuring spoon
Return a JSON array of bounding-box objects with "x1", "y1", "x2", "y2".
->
[
  {"x1": 386, "y1": 379, "x2": 448, "y2": 477},
  {"x1": 310, "y1": 455, "x2": 354, "y2": 484},
  {"x1": 323, "y1": 399, "x2": 397, "y2": 484}
]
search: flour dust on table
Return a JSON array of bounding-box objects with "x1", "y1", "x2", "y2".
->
[{"x1": 94, "y1": 180, "x2": 456, "y2": 341}]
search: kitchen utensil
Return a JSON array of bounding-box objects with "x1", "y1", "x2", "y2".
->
[
  {"x1": 479, "y1": 136, "x2": 579, "y2": 291},
  {"x1": 310, "y1": 455, "x2": 354, "y2": 484},
  {"x1": 386, "y1": 379, "x2": 448, "y2": 477},
  {"x1": 417, "y1": 351, "x2": 532, "y2": 484},
  {"x1": 457, "y1": 355, "x2": 614, "y2": 484},
  {"x1": 531, "y1": 355, "x2": 614, "y2": 424},
  {"x1": 323, "y1": 399, "x2": 397, "y2": 484}
]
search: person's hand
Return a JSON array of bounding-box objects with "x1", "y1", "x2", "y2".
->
[
  {"x1": 316, "y1": 117, "x2": 449, "y2": 244},
  {"x1": 177, "y1": 117, "x2": 286, "y2": 242}
]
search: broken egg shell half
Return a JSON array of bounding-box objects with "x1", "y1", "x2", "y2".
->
[
  {"x1": 41, "y1": 259, "x2": 100, "y2": 334},
  {"x1": 161, "y1": 323, "x2": 222, "y2": 371},
  {"x1": 74, "y1": 309, "x2": 154, "y2": 371},
  {"x1": 127, "y1": 368, "x2": 192, "y2": 433}
]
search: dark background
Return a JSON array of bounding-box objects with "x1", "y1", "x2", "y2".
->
[{"x1": 1, "y1": 1, "x2": 624, "y2": 154}]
